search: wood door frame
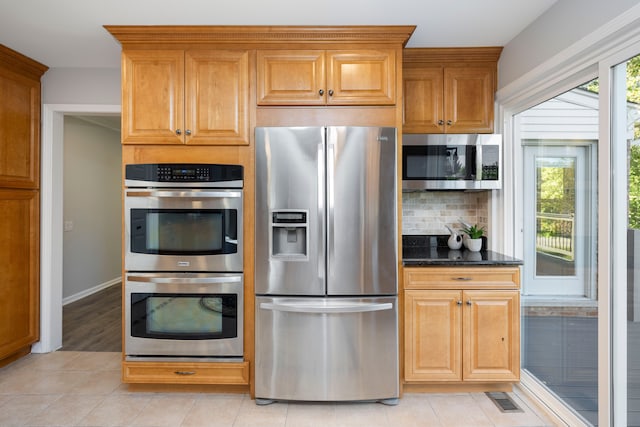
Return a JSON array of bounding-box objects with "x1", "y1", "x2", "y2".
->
[{"x1": 34, "y1": 103, "x2": 120, "y2": 353}]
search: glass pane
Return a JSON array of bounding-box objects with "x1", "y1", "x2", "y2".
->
[
  {"x1": 518, "y1": 78, "x2": 599, "y2": 425},
  {"x1": 624, "y1": 53, "x2": 640, "y2": 427},
  {"x1": 536, "y1": 156, "x2": 576, "y2": 276},
  {"x1": 147, "y1": 296, "x2": 223, "y2": 334}
]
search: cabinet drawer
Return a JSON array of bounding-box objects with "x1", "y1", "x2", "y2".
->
[
  {"x1": 404, "y1": 267, "x2": 520, "y2": 290},
  {"x1": 122, "y1": 361, "x2": 249, "y2": 385}
]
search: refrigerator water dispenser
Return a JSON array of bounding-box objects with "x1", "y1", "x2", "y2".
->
[{"x1": 271, "y1": 210, "x2": 308, "y2": 260}]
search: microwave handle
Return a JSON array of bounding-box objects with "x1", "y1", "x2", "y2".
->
[
  {"x1": 475, "y1": 144, "x2": 483, "y2": 181},
  {"x1": 126, "y1": 275, "x2": 242, "y2": 284},
  {"x1": 125, "y1": 190, "x2": 242, "y2": 198}
]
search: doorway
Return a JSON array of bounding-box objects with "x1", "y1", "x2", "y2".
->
[
  {"x1": 34, "y1": 104, "x2": 120, "y2": 354},
  {"x1": 522, "y1": 144, "x2": 595, "y2": 298}
]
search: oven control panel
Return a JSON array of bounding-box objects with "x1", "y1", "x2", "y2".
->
[{"x1": 125, "y1": 163, "x2": 243, "y2": 188}]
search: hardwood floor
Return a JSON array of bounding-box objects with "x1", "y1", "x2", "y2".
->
[{"x1": 62, "y1": 284, "x2": 121, "y2": 352}]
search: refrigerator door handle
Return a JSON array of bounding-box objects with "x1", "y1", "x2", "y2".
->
[
  {"x1": 318, "y1": 139, "x2": 326, "y2": 283},
  {"x1": 327, "y1": 135, "x2": 336, "y2": 279},
  {"x1": 259, "y1": 301, "x2": 393, "y2": 314}
]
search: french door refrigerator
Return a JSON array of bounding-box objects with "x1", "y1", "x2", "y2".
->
[{"x1": 255, "y1": 126, "x2": 398, "y2": 404}]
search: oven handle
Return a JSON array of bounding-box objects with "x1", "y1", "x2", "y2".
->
[
  {"x1": 259, "y1": 301, "x2": 392, "y2": 314},
  {"x1": 127, "y1": 275, "x2": 242, "y2": 284},
  {"x1": 125, "y1": 190, "x2": 242, "y2": 198}
]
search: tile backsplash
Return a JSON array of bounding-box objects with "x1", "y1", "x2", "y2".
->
[{"x1": 402, "y1": 191, "x2": 489, "y2": 236}]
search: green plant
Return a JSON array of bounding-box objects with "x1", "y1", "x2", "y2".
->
[{"x1": 461, "y1": 224, "x2": 485, "y2": 239}]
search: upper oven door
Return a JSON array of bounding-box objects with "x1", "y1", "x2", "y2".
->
[{"x1": 124, "y1": 189, "x2": 243, "y2": 272}]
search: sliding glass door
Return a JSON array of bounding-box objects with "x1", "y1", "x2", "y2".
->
[
  {"x1": 609, "y1": 52, "x2": 640, "y2": 427},
  {"x1": 515, "y1": 83, "x2": 599, "y2": 425}
]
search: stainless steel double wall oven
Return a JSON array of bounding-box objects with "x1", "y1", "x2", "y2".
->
[{"x1": 124, "y1": 163, "x2": 244, "y2": 360}]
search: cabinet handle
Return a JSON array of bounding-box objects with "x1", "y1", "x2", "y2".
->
[
  {"x1": 185, "y1": 129, "x2": 192, "y2": 136},
  {"x1": 174, "y1": 371, "x2": 196, "y2": 376},
  {"x1": 319, "y1": 89, "x2": 324, "y2": 96},
  {"x1": 438, "y1": 120, "x2": 444, "y2": 125},
  {"x1": 328, "y1": 89, "x2": 334, "y2": 96},
  {"x1": 453, "y1": 277, "x2": 472, "y2": 281},
  {"x1": 466, "y1": 300, "x2": 472, "y2": 306},
  {"x1": 457, "y1": 300, "x2": 462, "y2": 306},
  {"x1": 175, "y1": 129, "x2": 182, "y2": 136},
  {"x1": 446, "y1": 120, "x2": 453, "y2": 125}
]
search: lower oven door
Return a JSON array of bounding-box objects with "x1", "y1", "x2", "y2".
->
[{"x1": 125, "y1": 272, "x2": 243, "y2": 358}]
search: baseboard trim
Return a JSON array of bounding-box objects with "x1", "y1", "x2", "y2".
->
[{"x1": 62, "y1": 277, "x2": 121, "y2": 306}]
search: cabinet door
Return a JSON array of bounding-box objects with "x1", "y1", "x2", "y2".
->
[
  {"x1": 443, "y1": 67, "x2": 494, "y2": 133},
  {"x1": 185, "y1": 50, "x2": 250, "y2": 145},
  {"x1": 122, "y1": 50, "x2": 184, "y2": 144},
  {"x1": 327, "y1": 50, "x2": 396, "y2": 105},
  {"x1": 0, "y1": 189, "x2": 39, "y2": 361},
  {"x1": 256, "y1": 50, "x2": 325, "y2": 105},
  {"x1": 405, "y1": 290, "x2": 462, "y2": 381},
  {"x1": 463, "y1": 290, "x2": 520, "y2": 381},
  {"x1": 402, "y1": 67, "x2": 444, "y2": 133},
  {"x1": 0, "y1": 70, "x2": 40, "y2": 188}
]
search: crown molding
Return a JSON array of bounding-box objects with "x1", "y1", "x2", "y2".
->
[
  {"x1": 403, "y1": 47, "x2": 503, "y2": 64},
  {"x1": 0, "y1": 44, "x2": 48, "y2": 79},
  {"x1": 105, "y1": 25, "x2": 416, "y2": 47}
]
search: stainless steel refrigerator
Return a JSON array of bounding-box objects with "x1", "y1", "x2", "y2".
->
[{"x1": 254, "y1": 126, "x2": 398, "y2": 404}]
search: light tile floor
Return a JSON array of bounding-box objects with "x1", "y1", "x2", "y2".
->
[{"x1": 0, "y1": 351, "x2": 558, "y2": 427}]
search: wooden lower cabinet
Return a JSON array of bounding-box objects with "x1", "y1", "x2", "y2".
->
[
  {"x1": 0, "y1": 188, "x2": 39, "y2": 365},
  {"x1": 404, "y1": 267, "x2": 520, "y2": 384},
  {"x1": 122, "y1": 361, "x2": 250, "y2": 385}
]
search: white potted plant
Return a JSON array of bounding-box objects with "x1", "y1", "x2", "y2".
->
[{"x1": 461, "y1": 224, "x2": 485, "y2": 252}]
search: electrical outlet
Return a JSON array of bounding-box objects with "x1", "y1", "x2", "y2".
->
[{"x1": 64, "y1": 220, "x2": 73, "y2": 232}]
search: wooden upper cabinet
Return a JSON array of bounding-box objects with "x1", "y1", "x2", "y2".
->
[
  {"x1": 185, "y1": 50, "x2": 250, "y2": 145},
  {"x1": 122, "y1": 49, "x2": 250, "y2": 145},
  {"x1": 443, "y1": 67, "x2": 494, "y2": 134},
  {"x1": 403, "y1": 47, "x2": 502, "y2": 134},
  {"x1": 257, "y1": 50, "x2": 325, "y2": 105},
  {"x1": 122, "y1": 50, "x2": 184, "y2": 145},
  {"x1": 403, "y1": 67, "x2": 444, "y2": 133},
  {"x1": 257, "y1": 49, "x2": 396, "y2": 106},
  {"x1": 327, "y1": 50, "x2": 395, "y2": 105},
  {"x1": 0, "y1": 46, "x2": 47, "y2": 189}
]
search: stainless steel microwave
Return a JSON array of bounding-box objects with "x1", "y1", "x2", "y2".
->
[{"x1": 402, "y1": 134, "x2": 502, "y2": 191}]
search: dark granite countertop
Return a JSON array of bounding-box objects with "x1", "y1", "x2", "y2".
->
[{"x1": 402, "y1": 235, "x2": 523, "y2": 266}]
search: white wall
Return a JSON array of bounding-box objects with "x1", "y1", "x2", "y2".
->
[
  {"x1": 498, "y1": 0, "x2": 639, "y2": 91},
  {"x1": 42, "y1": 68, "x2": 120, "y2": 105},
  {"x1": 62, "y1": 116, "x2": 121, "y2": 301}
]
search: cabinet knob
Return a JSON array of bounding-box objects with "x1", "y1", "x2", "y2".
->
[
  {"x1": 438, "y1": 120, "x2": 444, "y2": 125},
  {"x1": 447, "y1": 120, "x2": 453, "y2": 126},
  {"x1": 466, "y1": 300, "x2": 472, "y2": 306},
  {"x1": 174, "y1": 371, "x2": 195, "y2": 376},
  {"x1": 328, "y1": 89, "x2": 334, "y2": 96},
  {"x1": 319, "y1": 89, "x2": 324, "y2": 96},
  {"x1": 175, "y1": 129, "x2": 182, "y2": 135},
  {"x1": 185, "y1": 129, "x2": 192, "y2": 136},
  {"x1": 457, "y1": 300, "x2": 462, "y2": 306}
]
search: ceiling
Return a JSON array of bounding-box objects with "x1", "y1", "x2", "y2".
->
[{"x1": 0, "y1": 0, "x2": 557, "y2": 69}]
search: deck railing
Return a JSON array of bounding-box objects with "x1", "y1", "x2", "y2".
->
[{"x1": 536, "y1": 212, "x2": 575, "y2": 260}]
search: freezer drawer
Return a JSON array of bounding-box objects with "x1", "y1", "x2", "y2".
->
[{"x1": 255, "y1": 296, "x2": 399, "y2": 402}]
